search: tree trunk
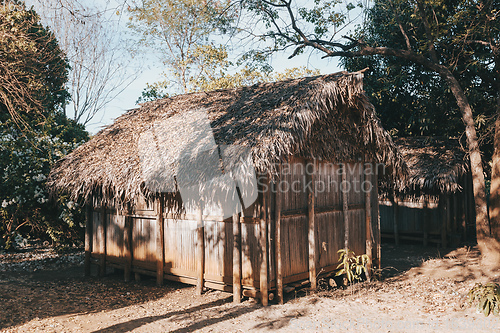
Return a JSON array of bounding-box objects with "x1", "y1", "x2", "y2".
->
[
  {"x1": 489, "y1": 97, "x2": 500, "y2": 242},
  {"x1": 438, "y1": 69, "x2": 494, "y2": 255}
]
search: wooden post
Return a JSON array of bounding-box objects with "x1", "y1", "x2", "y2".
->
[
  {"x1": 232, "y1": 213, "x2": 241, "y2": 303},
  {"x1": 260, "y1": 175, "x2": 269, "y2": 306},
  {"x1": 306, "y1": 159, "x2": 317, "y2": 290},
  {"x1": 156, "y1": 195, "x2": 165, "y2": 286},
  {"x1": 275, "y1": 169, "x2": 283, "y2": 304},
  {"x1": 84, "y1": 202, "x2": 93, "y2": 277},
  {"x1": 364, "y1": 162, "x2": 372, "y2": 281},
  {"x1": 123, "y1": 204, "x2": 132, "y2": 282},
  {"x1": 196, "y1": 206, "x2": 205, "y2": 295},
  {"x1": 391, "y1": 187, "x2": 400, "y2": 246},
  {"x1": 423, "y1": 196, "x2": 429, "y2": 246},
  {"x1": 98, "y1": 206, "x2": 107, "y2": 277},
  {"x1": 341, "y1": 163, "x2": 349, "y2": 249}
]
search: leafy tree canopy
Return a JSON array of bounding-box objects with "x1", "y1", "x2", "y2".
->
[{"x1": 0, "y1": 1, "x2": 89, "y2": 249}]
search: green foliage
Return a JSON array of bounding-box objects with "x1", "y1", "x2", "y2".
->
[
  {"x1": 335, "y1": 248, "x2": 370, "y2": 284},
  {"x1": 468, "y1": 283, "x2": 500, "y2": 317},
  {"x1": 136, "y1": 82, "x2": 170, "y2": 104},
  {"x1": 0, "y1": 113, "x2": 89, "y2": 250},
  {"x1": 191, "y1": 64, "x2": 321, "y2": 92},
  {"x1": 342, "y1": 0, "x2": 499, "y2": 141},
  {"x1": 0, "y1": 1, "x2": 69, "y2": 124},
  {"x1": 0, "y1": 1, "x2": 89, "y2": 250},
  {"x1": 128, "y1": 0, "x2": 234, "y2": 94}
]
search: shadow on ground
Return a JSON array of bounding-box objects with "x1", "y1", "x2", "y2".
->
[{"x1": 0, "y1": 263, "x2": 183, "y2": 329}]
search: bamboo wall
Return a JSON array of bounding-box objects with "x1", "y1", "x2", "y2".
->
[
  {"x1": 85, "y1": 158, "x2": 380, "y2": 304},
  {"x1": 380, "y1": 174, "x2": 475, "y2": 247}
]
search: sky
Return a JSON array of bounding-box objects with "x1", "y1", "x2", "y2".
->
[
  {"x1": 86, "y1": 52, "x2": 343, "y2": 134},
  {"x1": 25, "y1": 0, "x2": 349, "y2": 135}
]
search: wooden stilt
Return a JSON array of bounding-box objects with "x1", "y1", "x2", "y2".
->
[
  {"x1": 364, "y1": 162, "x2": 372, "y2": 281},
  {"x1": 232, "y1": 213, "x2": 241, "y2": 303},
  {"x1": 306, "y1": 159, "x2": 317, "y2": 290},
  {"x1": 275, "y1": 169, "x2": 283, "y2": 304},
  {"x1": 260, "y1": 175, "x2": 269, "y2": 306},
  {"x1": 99, "y1": 206, "x2": 107, "y2": 277},
  {"x1": 156, "y1": 195, "x2": 165, "y2": 286},
  {"x1": 196, "y1": 206, "x2": 205, "y2": 295},
  {"x1": 84, "y1": 202, "x2": 93, "y2": 277}
]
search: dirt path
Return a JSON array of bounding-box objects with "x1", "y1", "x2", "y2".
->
[{"x1": 1, "y1": 244, "x2": 500, "y2": 332}]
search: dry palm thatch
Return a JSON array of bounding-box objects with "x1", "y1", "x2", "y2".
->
[
  {"x1": 393, "y1": 137, "x2": 469, "y2": 195},
  {"x1": 48, "y1": 71, "x2": 404, "y2": 207}
]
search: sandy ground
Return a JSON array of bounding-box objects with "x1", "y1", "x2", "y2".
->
[{"x1": 1, "y1": 244, "x2": 500, "y2": 332}]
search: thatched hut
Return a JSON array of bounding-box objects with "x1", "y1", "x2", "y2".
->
[
  {"x1": 380, "y1": 137, "x2": 474, "y2": 247},
  {"x1": 49, "y1": 71, "x2": 402, "y2": 304}
]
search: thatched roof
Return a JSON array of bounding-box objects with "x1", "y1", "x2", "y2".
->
[
  {"x1": 393, "y1": 137, "x2": 469, "y2": 195},
  {"x1": 48, "y1": 71, "x2": 403, "y2": 206}
]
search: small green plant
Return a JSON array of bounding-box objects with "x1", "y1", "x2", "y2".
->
[
  {"x1": 335, "y1": 248, "x2": 370, "y2": 284},
  {"x1": 468, "y1": 283, "x2": 500, "y2": 317}
]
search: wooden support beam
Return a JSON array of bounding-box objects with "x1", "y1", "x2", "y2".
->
[
  {"x1": 232, "y1": 213, "x2": 241, "y2": 303},
  {"x1": 341, "y1": 163, "x2": 349, "y2": 249},
  {"x1": 156, "y1": 195, "x2": 165, "y2": 286},
  {"x1": 196, "y1": 206, "x2": 205, "y2": 295},
  {"x1": 98, "y1": 206, "x2": 107, "y2": 277},
  {"x1": 84, "y1": 202, "x2": 93, "y2": 277},
  {"x1": 364, "y1": 162, "x2": 372, "y2": 282},
  {"x1": 306, "y1": 159, "x2": 317, "y2": 290},
  {"x1": 124, "y1": 204, "x2": 132, "y2": 282},
  {"x1": 275, "y1": 169, "x2": 283, "y2": 305},
  {"x1": 260, "y1": 175, "x2": 269, "y2": 306}
]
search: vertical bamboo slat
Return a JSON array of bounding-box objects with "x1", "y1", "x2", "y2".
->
[
  {"x1": 441, "y1": 195, "x2": 448, "y2": 248},
  {"x1": 99, "y1": 206, "x2": 107, "y2": 277},
  {"x1": 364, "y1": 163, "x2": 372, "y2": 281},
  {"x1": 260, "y1": 176, "x2": 269, "y2": 306},
  {"x1": 391, "y1": 188, "x2": 400, "y2": 246},
  {"x1": 423, "y1": 196, "x2": 429, "y2": 246},
  {"x1": 306, "y1": 159, "x2": 317, "y2": 290},
  {"x1": 374, "y1": 169, "x2": 381, "y2": 269},
  {"x1": 84, "y1": 203, "x2": 93, "y2": 277},
  {"x1": 275, "y1": 169, "x2": 283, "y2": 304},
  {"x1": 342, "y1": 164, "x2": 349, "y2": 249},
  {"x1": 446, "y1": 195, "x2": 451, "y2": 245},
  {"x1": 232, "y1": 213, "x2": 241, "y2": 303},
  {"x1": 124, "y1": 204, "x2": 132, "y2": 282},
  {"x1": 453, "y1": 194, "x2": 458, "y2": 234},
  {"x1": 196, "y1": 206, "x2": 204, "y2": 295},
  {"x1": 156, "y1": 196, "x2": 165, "y2": 286}
]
